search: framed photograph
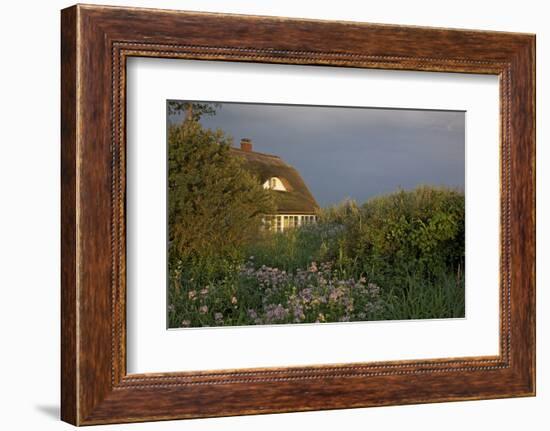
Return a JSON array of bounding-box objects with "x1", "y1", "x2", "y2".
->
[{"x1": 61, "y1": 4, "x2": 535, "y2": 425}]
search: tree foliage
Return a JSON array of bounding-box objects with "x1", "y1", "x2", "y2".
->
[
  {"x1": 168, "y1": 119, "x2": 275, "y2": 280},
  {"x1": 167, "y1": 101, "x2": 221, "y2": 122}
]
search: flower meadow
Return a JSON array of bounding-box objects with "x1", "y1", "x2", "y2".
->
[
  {"x1": 168, "y1": 186, "x2": 466, "y2": 328},
  {"x1": 169, "y1": 259, "x2": 385, "y2": 328}
]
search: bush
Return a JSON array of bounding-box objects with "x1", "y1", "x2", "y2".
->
[{"x1": 322, "y1": 186, "x2": 464, "y2": 288}]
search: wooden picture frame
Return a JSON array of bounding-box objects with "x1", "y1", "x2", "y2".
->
[{"x1": 61, "y1": 4, "x2": 535, "y2": 425}]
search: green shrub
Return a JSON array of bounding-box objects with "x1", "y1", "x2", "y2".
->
[{"x1": 322, "y1": 186, "x2": 465, "y2": 288}]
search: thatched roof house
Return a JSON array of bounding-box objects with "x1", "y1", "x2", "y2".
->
[{"x1": 230, "y1": 138, "x2": 319, "y2": 232}]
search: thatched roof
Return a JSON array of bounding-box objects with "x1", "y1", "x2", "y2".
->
[{"x1": 230, "y1": 147, "x2": 319, "y2": 215}]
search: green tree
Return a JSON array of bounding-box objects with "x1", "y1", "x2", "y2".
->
[
  {"x1": 168, "y1": 119, "x2": 275, "y2": 281},
  {"x1": 167, "y1": 101, "x2": 221, "y2": 122}
]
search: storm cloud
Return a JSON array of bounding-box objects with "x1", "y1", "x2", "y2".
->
[{"x1": 169, "y1": 102, "x2": 465, "y2": 207}]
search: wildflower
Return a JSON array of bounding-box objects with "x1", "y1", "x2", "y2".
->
[
  {"x1": 231, "y1": 296, "x2": 238, "y2": 305},
  {"x1": 265, "y1": 304, "x2": 289, "y2": 323},
  {"x1": 214, "y1": 312, "x2": 223, "y2": 322},
  {"x1": 367, "y1": 283, "x2": 380, "y2": 295},
  {"x1": 364, "y1": 301, "x2": 383, "y2": 314},
  {"x1": 292, "y1": 304, "x2": 305, "y2": 322},
  {"x1": 247, "y1": 309, "x2": 262, "y2": 324},
  {"x1": 188, "y1": 290, "x2": 197, "y2": 300},
  {"x1": 199, "y1": 305, "x2": 208, "y2": 314},
  {"x1": 328, "y1": 287, "x2": 344, "y2": 302},
  {"x1": 180, "y1": 319, "x2": 191, "y2": 327},
  {"x1": 300, "y1": 288, "x2": 313, "y2": 303},
  {"x1": 200, "y1": 287, "x2": 209, "y2": 296}
]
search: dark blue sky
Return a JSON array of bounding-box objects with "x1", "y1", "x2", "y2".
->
[{"x1": 169, "y1": 102, "x2": 464, "y2": 207}]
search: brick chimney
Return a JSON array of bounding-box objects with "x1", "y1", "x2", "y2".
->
[{"x1": 240, "y1": 138, "x2": 253, "y2": 152}]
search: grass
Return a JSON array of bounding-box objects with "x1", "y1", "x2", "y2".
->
[
  {"x1": 168, "y1": 186, "x2": 465, "y2": 328},
  {"x1": 379, "y1": 271, "x2": 465, "y2": 321},
  {"x1": 168, "y1": 225, "x2": 464, "y2": 328}
]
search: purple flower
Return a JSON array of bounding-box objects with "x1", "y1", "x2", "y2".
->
[
  {"x1": 300, "y1": 288, "x2": 313, "y2": 303},
  {"x1": 265, "y1": 304, "x2": 289, "y2": 323},
  {"x1": 292, "y1": 304, "x2": 305, "y2": 322},
  {"x1": 367, "y1": 283, "x2": 381, "y2": 296}
]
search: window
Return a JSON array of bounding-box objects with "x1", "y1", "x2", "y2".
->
[{"x1": 263, "y1": 177, "x2": 287, "y2": 192}]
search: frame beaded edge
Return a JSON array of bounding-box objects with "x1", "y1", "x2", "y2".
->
[{"x1": 110, "y1": 42, "x2": 513, "y2": 388}]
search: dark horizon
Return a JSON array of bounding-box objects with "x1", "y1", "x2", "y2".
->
[{"x1": 168, "y1": 101, "x2": 465, "y2": 207}]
